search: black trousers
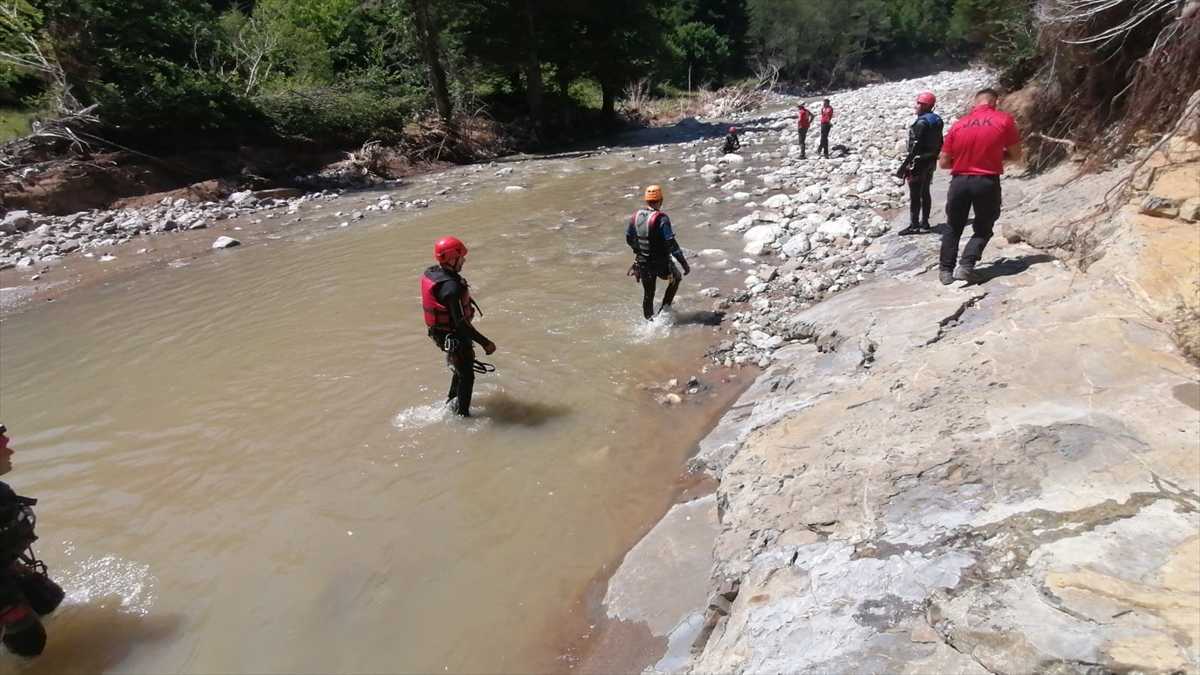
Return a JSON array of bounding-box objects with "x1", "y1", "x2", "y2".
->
[
  {"x1": 818, "y1": 123, "x2": 831, "y2": 157},
  {"x1": 639, "y1": 258, "x2": 682, "y2": 320},
  {"x1": 429, "y1": 329, "x2": 476, "y2": 416},
  {"x1": 941, "y1": 174, "x2": 1002, "y2": 272},
  {"x1": 798, "y1": 127, "x2": 808, "y2": 156},
  {"x1": 908, "y1": 160, "x2": 936, "y2": 227}
]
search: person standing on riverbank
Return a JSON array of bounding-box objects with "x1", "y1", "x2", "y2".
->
[
  {"x1": 421, "y1": 238, "x2": 497, "y2": 417},
  {"x1": 897, "y1": 92, "x2": 944, "y2": 236},
  {"x1": 0, "y1": 424, "x2": 66, "y2": 658},
  {"x1": 797, "y1": 103, "x2": 813, "y2": 158},
  {"x1": 937, "y1": 88, "x2": 1022, "y2": 284},
  {"x1": 818, "y1": 99, "x2": 834, "y2": 158},
  {"x1": 626, "y1": 185, "x2": 690, "y2": 320}
]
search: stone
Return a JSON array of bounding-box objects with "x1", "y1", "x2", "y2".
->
[
  {"x1": 212, "y1": 236, "x2": 241, "y2": 249},
  {"x1": 228, "y1": 190, "x2": 256, "y2": 205},
  {"x1": 1, "y1": 210, "x2": 32, "y2": 234},
  {"x1": 504, "y1": 185, "x2": 525, "y2": 193},
  {"x1": 1139, "y1": 196, "x2": 1180, "y2": 219},
  {"x1": 254, "y1": 187, "x2": 303, "y2": 200},
  {"x1": 1180, "y1": 197, "x2": 1200, "y2": 222},
  {"x1": 781, "y1": 234, "x2": 812, "y2": 257}
]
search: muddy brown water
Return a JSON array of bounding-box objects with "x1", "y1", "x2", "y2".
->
[{"x1": 0, "y1": 139, "x2": 758, "y2": 673}]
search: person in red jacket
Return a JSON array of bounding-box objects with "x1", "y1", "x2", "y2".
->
[
  {"x1": 818, "y1": 99, "x2": 834, "y2": 158},
  {"x1": 421, "y1": 237, "x2": 497, "y2": 417},
  {"x1": 797, "y1": 103, "x2": 813, "y2": 159},
  {"x1": 936, "y1": 88, "x2": 1022, "y2": 285}
]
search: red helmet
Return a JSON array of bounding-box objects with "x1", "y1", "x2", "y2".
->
[
  {"x1": 729, "y1": 126, "x2": 737, "y2": 133},
  {"x1": 434, "y1": 236, "x2": 467, "y2": 264},
  {"x1": 916, "y1": 92, "x2": 936, "y2": 106}
]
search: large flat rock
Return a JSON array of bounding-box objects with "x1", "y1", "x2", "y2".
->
[{"x1": 689, "y1": 245, "x2": 1200, "y2": 674}]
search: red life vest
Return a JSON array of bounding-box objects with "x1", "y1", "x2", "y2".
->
[
  {"x1": 798, "y1": 108, "x2": 812, "y2": 129},
  {"x1": 421, "y1": 265, "x2": 473, "y2": 331}
]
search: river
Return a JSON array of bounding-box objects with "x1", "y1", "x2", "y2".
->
[{"x1": 0, "y1": 129, "x2": 758, "y2": 673}]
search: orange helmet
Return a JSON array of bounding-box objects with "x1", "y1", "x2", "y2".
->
[
  {"x1": 644, "y1": 185, "x2": 663, "y2": 202},
  {"x1": 434, "y1": 236, "x2": 467, "y2": 264},
  {"x1": 916, "y1": 92, "x2": 936, "y2": 106}
]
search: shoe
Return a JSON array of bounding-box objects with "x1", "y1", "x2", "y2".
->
[
  {"x1": 939, "y1": 270, "x2": 955, "y2": 285},
  {"x1": 897, "y1": 225, "x2": 924, "y2": 236},
  {"x1": 953, "y1": 265, "x2": 983, "y2": 283},
  {"x1": 919, "y1": 221, "x2": 932, "y2": 229}
]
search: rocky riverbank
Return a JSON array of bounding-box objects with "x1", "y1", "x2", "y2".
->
[{"x1": 589, "y1": 72, "x2": 1200, "y2": 674}]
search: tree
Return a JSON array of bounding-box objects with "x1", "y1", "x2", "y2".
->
[{"x1": 407, "y1": 0, "x2": 452, "y2": 121}]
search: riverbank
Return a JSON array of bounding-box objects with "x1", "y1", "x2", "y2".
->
[{"x1": 581, "y1": 73, "x2": 1200, "y2": 673}]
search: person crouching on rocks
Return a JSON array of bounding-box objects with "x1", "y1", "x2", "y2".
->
[
  {"x1": 0, "y1": 423, "x2": 66, "y2": 658},
  {"x1": 626, "y1": 185, "x2": 690, "y2": 320},
  {"x1": 722, "y1": 127, "x2": 741, "y2": 154},
  {"x1": 421, "y1": 238, "x2": 497, "y2": 417}
]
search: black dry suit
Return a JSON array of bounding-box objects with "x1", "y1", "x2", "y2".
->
[
  {"x1": 627, "y1": 209, "x2": 688, "y2": 319},
  {"x1": 906, "y1": 111, "x2": 944, "y2": 228},
  {"x1": 0, "y1": 481, "x2": 65, "y2": 658},
  {"x1": 422, "y1": 265, "x2": 492, "y2": 417}
]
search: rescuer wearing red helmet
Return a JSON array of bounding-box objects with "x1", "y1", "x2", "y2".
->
[
  {"x1": 722, "y1": 126, "x2": 741, "y2": 154},
  {"x1": 421, "y1": 237, "x2": 497, "y2": 417},
  {"x1": 896, "y1": 92, "x2": 945, "y2": 236},
  {"x1": 0, "y1": 424, "x2": 66, "y2": 658},
  {"x1": 626, "y1": 185, "x2": 690, "y2": 320}
]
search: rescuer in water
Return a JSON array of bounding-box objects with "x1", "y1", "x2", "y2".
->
[
  {"x1": 421, "y1": 238, "x2": 497, "y2": 417},
  {"x1": 626, "y1": 185, "x2": 691, "y2": 320}
]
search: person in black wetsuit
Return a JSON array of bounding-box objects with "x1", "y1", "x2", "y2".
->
[
  {"x1": 420, "y1": 237, "x2": 497, "y2": 417},
  {"x1": 626, "y1": 185, "x2": 690, "y2": 320},
  {"x1": 0, "y1": 423, "x2": 66, "y2": 658},
  {"x1": 722, "y1": 127, "x2": 741, "y2": 154},
  {"x1": 897, "y1": 91, "x2": 945, "y2": 236}
]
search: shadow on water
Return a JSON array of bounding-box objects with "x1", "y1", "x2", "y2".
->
[
  {"x1": 478, "y1": 391, "x2": 571, "y2": 427},
  {"x1": 5, "y1": 601, "x2": 182, "y2": 675},
  {"x1": 674, "y1": 309, "x2": 725, "y2": 326}
]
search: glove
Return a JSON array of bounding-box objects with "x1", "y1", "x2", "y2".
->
[{"x1": 483, "y1": 341, "x2": 497, "y2": 356}]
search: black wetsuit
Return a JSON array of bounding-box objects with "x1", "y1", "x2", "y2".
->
[
  {"x1": 905, "y1": 112, "x2": 944, "y2": 230},
  {"x1": 626, "y1": 210, "x2": 689, "y2": 320},
  {"x1": 425, "y1": 268, "x2": 492, "y2": 417},
  {"x1": 0, "y1": 482, "x2": 64, "y2": 658},
  {"x1": 722, "y1": 133, "x2": 741, "y2": 154}
]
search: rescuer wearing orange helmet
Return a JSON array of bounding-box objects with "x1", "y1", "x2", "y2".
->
[
  {"x1": 626, "y1": 185, "x2": 690, "y2": 320},
  {"x1": 420, "y1": 237, "x2": 497, "y2": 417}
]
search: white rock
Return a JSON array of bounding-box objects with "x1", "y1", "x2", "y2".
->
[
  {"x1": 818, "y1": 218, "x2": 855, "y2": 239},
  {"x1": 503, "y1": 185, "x2": 525, "y2": 193},
  {"x1": 212, "y1": 236, "x2": 241, "y2": 249},
  {"x1": 721, "y1": 153, "x2": 745, "y2": 164},
  {"x1": 781, "y1": 234, "x2": 812, "y2": 257},
  {"x1": 762, "y1": 194, "x2": 791, "y2": 210}
]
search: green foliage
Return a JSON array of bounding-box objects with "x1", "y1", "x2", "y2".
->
[
  {"x1": 666, "y1": 21, "x2": 731, "y2": 89},
  {"x1": 949, "y1": 0, "x2": 1038, "y2": 88},
  {"x1": 0, "y1": 0, "x2": 50, "y2": 106},
  {"x1": 255, "y1": 83, "x2": 418, "y2": 144}
]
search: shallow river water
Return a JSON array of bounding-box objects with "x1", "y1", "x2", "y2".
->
[{"x1": 0, "y1": 132, "x2": 759, "y2": 673}]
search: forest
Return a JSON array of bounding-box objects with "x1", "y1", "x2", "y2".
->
[
  {"x1": 0, "y1": 0, "x2": 1195, "y2": 174},
  {"x1": 0, "y1": 0, "x2": 1031, "y2": 154}
]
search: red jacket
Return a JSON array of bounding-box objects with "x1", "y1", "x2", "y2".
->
[
  {"x1": 820, "y1": 105, "x2": 833, "y2": 125},
  {"x1": 797, "y1": 108, "x2": 812, "y2": 130}
]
